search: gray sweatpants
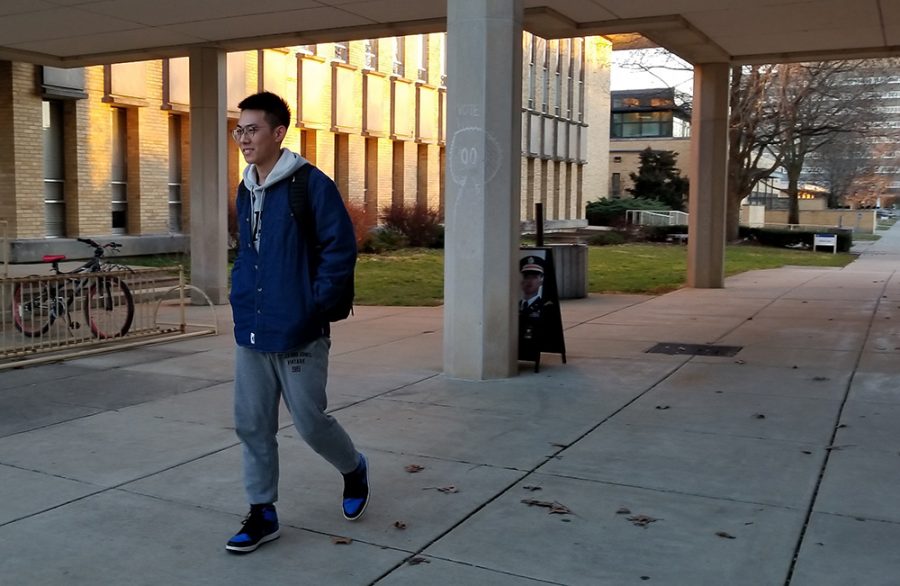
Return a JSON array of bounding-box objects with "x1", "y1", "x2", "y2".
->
[{"x1": 233, "y1": 337, "x2": 359, "y2": 505}]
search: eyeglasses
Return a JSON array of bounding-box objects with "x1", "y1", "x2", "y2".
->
[{"x1": 231, "y1": 125, "x2": 266, "y2": 142}]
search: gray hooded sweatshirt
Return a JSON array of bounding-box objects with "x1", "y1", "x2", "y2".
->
[{"x1": 242, "y1": 148, "x2": 309, "y2": 251}]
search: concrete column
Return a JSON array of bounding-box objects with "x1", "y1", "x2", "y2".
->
[
  {"x1": 444, "y1": 0, "x2": 523, "y2": 379},
  {"x1": 687, "y1": 62, "x2": 730, "y2": 288},
  {"x1": 188, "y1": 47, "x2": 229, "y2": 304}
]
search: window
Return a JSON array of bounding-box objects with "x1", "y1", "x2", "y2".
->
[
  {"x1": 439, "y1": 33, "x2": 447, "y2": 86},
  {"x1": 417, "y1": 35, "x2": 429, "y2": 82},
  {"x1": 577, "y1": 40, "x2": 585, "y2": 122},
  {"x1": 611, "y1": 173, "x2": 622, "y2": 197},
  {"x1": 298, "y1": 44, "x2": 317, "y2": 55},
  {"x1": 42, "y1": 100, "x2": 65, "y2": 237},
  {"x1": 554, "y1": 40, "x2": 563, "y2": 116},
  {"x1": 334, "y1": 41, "x2": 349, "y2": 63},
  {"x1": 111, "y1": 108, "x2": 128, "y2": 235},
  {"x1": 364, "y1": 39, "x2": 378, "y2": 70},
  {"x1": 540, "y1": 37, "x2": 550, "y2": 113},
  {"x1": 167, "y1": 115, "x2": 183, "y2": 233},
  {"x1": 393, "y1": 37, "x2": 405, "y2": 77},
  {"x1": 610, "y1": 111, "x2": 674, "y2": 138},
  {"x1": 613, "y1": 156, "x2": 622, "y2": 163},
  {"x1": 526, "y1": 33, "x2": 536, "y2": 109}
]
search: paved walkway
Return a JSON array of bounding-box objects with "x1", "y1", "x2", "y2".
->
[{"x1": 2, "y1": 227, "x2": 900, "y2": 585}]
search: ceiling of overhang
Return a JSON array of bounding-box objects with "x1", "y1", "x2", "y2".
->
[{"x1": 0, "y1": 0, "x2": 896, "y2": 67}]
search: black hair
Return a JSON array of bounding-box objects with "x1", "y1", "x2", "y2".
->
[{"x1": 237, "y1": 91, "x2": 291, "y2": 129}]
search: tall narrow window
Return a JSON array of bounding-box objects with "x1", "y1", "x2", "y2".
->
[
  {"x1": 298, "y1": 44, "x2": 317, "y2": 55},
  {"x1": 417, "y1": 34, "x2": 429, "y2": 82},
  {"x1": 554, "y1": 40, "x2": 563, "y2": 116},
  {"x1": 439, "y1": 33, "x2": 447, "y2": 86},
  {"x1": 578, "y1": 40, "x2": 586, "y2": 123},
  {"x1": 334, "y1": 41, "x2": 349, "y2": 63},
  {"x1": 364, "y1": 39, "x2": 379, "y2": 70},
  {"x1": 526, "y1": 33, "x2": 536, "y2": 109},
  {"x1": 567, "y1": 39, "x2": 576, "y2": 119},
  {"x1": 392, "y1": 141, "x2": 405, "y2": 205},
  {"x1": 168, "y1": 115, "x2": 183, "y2": 233},
  {"x1": 42, "y1": 100, "x2": 65, "y2": 237},
  {"x1": 333, "y1": 133, "x2": 349, "y2": 200},
  {"x1": 541, "y1": 37, "x2": 550, "y2": 114},
  {"x1": 611, "y1": 173, "x2": 622, "y2": 197},
  {"x1": 111, "y1": 108, "x2": 128, "y2": 235},
  {"x1": 393, "y1": 37, "x2": 405, "y2": 77}
]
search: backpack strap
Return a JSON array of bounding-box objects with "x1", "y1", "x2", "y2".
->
[{"x1": 289, "y1": 163, "x2": 315, "y2": 241}]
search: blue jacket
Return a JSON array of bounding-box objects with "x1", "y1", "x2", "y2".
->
[{"x1": 230, "y1": 164, "x2": 357, "y2": 352}]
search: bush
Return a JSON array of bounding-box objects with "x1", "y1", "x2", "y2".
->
[
  {"x1": 344, "y1": 200, "x2": 373, "y2": 249},
  {"x1": 739, "y1": 227, "x2": 853, "y2": 252},
  {"x1": 587, "y1": 230, "x2": 628, "y2": 246},
  {"x1": 363, "y1": 228, "x2": 409, "y2": 253},
  {"x1": 639, "y1": 225, "x2": 690, "y2": 242},
  {"x1": 380, "y1": 203, "x2": 444, "y2": 248},
  {"x1": 585, "y1": 198, "x2": 671, "y2": 226}
]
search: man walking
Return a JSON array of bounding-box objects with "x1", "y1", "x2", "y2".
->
[{"x1": 226, "y1": 91, "x2": 368, "y2": 554}]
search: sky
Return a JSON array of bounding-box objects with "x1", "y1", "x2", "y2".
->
[{"x1": 610, "y1": 49, "x2": 694, "y2": 93}]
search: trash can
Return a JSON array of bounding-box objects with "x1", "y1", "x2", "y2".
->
[{"x1": 548, "y1": 243, "x2": 588, "y2": 299}]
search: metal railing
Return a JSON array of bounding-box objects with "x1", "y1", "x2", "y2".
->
[
  {"x1": 626, "y1": 210, "x2": 689, "y2": 226},
  {"x1": 0, "y1": 266, "x2": 218, "y2": 369}
]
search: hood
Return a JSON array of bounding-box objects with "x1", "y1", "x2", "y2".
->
[{"x1": 242, "y1": 149, "x2": 309, "y2": 192}]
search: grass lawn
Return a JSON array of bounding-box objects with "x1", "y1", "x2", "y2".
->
[
  {"x1": 589, "y1": 243, "x2": 851, "y2": 294},
  {"x1": 354, "y1": 243, "x2": 853, "y2": 305},
  {"x1": 355, "y1": 248, "x2": 444, "y2": 306}
]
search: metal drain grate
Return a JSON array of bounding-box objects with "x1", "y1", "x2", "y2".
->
[{"x1": 645, "y1": 342, "x2": 743, "y2": 357}]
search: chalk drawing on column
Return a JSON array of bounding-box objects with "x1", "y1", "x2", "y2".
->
[{"x1": 448, "y1": 126, "x2": 502, "y2": 189}]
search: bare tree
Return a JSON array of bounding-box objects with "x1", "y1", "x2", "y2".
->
[
  {"x1": 726, "y1": 64, "x2": 783, "y2": 240},
  {"x1": 775, "y1": 61, "x2": 888, "y2": 224}
]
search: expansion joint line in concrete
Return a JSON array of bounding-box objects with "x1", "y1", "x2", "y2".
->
[{"x1": 782, "y1": 268, "x2": 897, "y2": 586}]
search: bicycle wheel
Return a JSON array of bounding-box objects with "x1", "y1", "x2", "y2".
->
[
  {"x1": 12, "y1": 282, "x2": 54, "y2": 337},
  {"x1": 84, "y1": 276, "x2": 134, "y2": 339}
]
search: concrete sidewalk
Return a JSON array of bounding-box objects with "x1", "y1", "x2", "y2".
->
[{"x1": 2, "y1": 227, "x2": 900, "y2": 585}]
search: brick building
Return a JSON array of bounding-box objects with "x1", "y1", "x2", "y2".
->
[{"x1": 0, "y1": 33, "x2": 610, "y2": 262}]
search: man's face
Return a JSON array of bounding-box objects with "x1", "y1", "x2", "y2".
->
[
  {"x1": 521, "y1": 272, "x2": 543, "y2": 297},
  {"x1": 235, "y1": 109, "x2": 285, "y2": 167}
]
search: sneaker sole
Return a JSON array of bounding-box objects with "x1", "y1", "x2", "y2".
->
[{"x1": 225, "y1": 529, "x2": 281, "y2": 554}]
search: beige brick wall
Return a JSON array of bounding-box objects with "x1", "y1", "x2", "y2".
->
[
  {"x1": 0, "y1": 62, "x2": 17, "y2": 233},
  {"x1": 3, "y1": 33, "x2": 611, "y2": 244},
  {"x1": 6, "y1": 63, "x2": 44, "y2": 238}
]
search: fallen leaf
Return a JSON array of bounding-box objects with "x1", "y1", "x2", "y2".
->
[
  {"x1": 812, "y1": 376, "x2": 830, "y2": 381},
  {"x1": 522, "y1": 485, "x2": 542, "y2": 492},
  {"x1": 424, "y1": 485, "x2": 459, "y2": 493},
  {"x1": 655, "y1": 405, "x2": 670, "y2": 410},
  {"x1": 408, "y1": 557, "x2": 430, "y2": 566},
  {"x1": 550, "y1": 442, "x2": 568, "y2": 448},
  {"x1": 331, "y1": 536, "x2": 353, "y2": 545},
  {"x1": 802, "y1": 450, "x2": 812, "y2": 455},
  {"x1": 716, "y1": 531, "x2": 736, "y2": 539},
  {"x1": 616, "y1": 507, "x2": 632, "y2": 515},
  {"x1": 752, "y1": 413, "x2": 766, "y2": 419},
  {"x1": 405, "y1": 464, "x2": 425, "y2": 473},
  {"x1": 734, "y1": 359, "x2": 746, "y2": 365},
  {"x1": 837, "y1": 423, "x2": 847, "y2": 429},
  {"x1": 627, "y1": 514, "x2": 659, "y2": 527},
  {"x1": 521, "y1": 499, "x2": 572, "y2": 515},
  {"x1": 393, "y1": 521, "x2": 407, "y2": 530}
]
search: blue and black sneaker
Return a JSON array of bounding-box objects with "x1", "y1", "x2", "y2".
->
[
  {"x1": 342, "y1": 453, "x2": 370, "y2": 521},
  {"x1": 225, "y1": 503, "x2": 280, "y2": 554}
]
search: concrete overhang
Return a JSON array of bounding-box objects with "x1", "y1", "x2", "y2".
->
[{"x1": 0, "y1": 0, "x2": 895, "y2": 68}]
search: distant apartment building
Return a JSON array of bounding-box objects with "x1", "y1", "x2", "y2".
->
[
  {"x1": 0, "y1": 34, "x2": 610, "y2": 261},
  {"x1": 607, "y1": 88, "x2": 691, "y2": 198}
]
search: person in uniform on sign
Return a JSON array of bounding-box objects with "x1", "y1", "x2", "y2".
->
[{"x1": 519, "y1": 255, "x2": 547, "y2": 351}]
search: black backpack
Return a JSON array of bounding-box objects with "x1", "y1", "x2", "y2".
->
[{"x1": 238, "y1": 163, "x2": 355, "y2": 322}]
